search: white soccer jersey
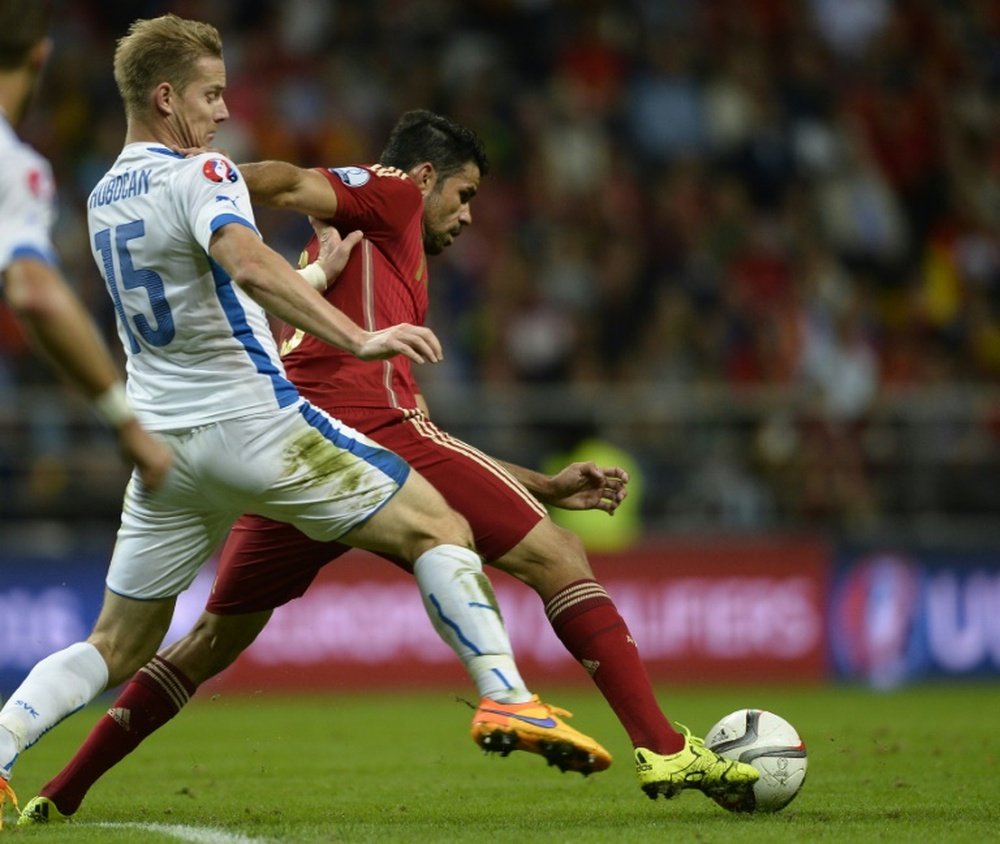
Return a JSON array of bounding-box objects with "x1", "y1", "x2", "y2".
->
[
  {"x1": 0, "y1": 112, "x2": 58, "y2": 278},
  {"x1": 87, "y1": 144, "x2": 298, "y2": 431}
]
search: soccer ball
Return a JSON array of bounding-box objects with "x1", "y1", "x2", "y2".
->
[{"x1": 704, "y1": 709, "x2": 807, "y2": 813}]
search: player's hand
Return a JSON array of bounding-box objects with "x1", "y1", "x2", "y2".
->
[
  {"x1": 545, "y1": 462, "x2": 629, "y2": 514},
  {"x1": 116, "y1": 420, "x2": 173, "y2": 491},
  {"x1": 356, "y1": 324, "x2": 443, "y2": 364},
  {"x1": 310, "y1": 217, "x2": 362, "y2": 287}
]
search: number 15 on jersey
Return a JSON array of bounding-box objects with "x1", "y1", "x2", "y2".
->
[{"x1": 94, "y1": 218, "x2": 175, "y2": 353}]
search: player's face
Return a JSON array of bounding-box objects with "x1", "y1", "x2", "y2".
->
[
  {"x1": 172, "y1": 56, "x2": 229, "y2": 148},
  {"x1": 422, "y1": 162, "x2": 480, "y2": 255}
]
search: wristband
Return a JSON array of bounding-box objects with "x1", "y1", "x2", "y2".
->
[
  {"x1": 297, "y1": 262, "x2": 327, "y2": 291},
  {"x1": 93, "y1": 383, "x2": 135, "y2": 427}
]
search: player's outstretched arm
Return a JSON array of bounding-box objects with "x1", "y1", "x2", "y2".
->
[
  {"x1": 415, "y1": 395, "x2": 623, "y2": 512},
  {"x1": 240, "y1": 161, "x2": 339, "y2": 219},
  {"x1": 3, "y1": 258, "x2": 172, "y2": 490},
  {"x1": 211, "y1": 223, "x2": 442, "y2": 364},
  {"x1": 500, "y1": 460, "x2": 629, "y2": 514}
]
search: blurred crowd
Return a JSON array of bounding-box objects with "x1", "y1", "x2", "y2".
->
[{"x1": 3, "y1": 0, "x2": 1000, "y2": 534}]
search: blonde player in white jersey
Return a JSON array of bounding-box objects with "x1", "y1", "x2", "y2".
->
[{"x1": 1, "y1": 13, "x2": 553, "y2": 820}]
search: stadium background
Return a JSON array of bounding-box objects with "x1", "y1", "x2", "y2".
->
[{"x1": 2, "y1": 0, "x2": 999, "y2": 692}]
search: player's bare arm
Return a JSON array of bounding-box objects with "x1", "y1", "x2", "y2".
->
[
  {"x1": 210, "y1": 223, "x2": 441, "y2": 364},
  {"x1": 240, "y1": 160, "x2": 339, "y2": 219},
  {"x1": 500, "y1": 460, "x2": 629, "y2": 514},
  {"x1": 3, "y1": 258, "x2": 172, "y2": 490},
  {"x1": 3, "y1": 259, "x2": 126, "y2": 398},
  {"x1": 414, "y1": 393, "x2": 621, "y2": 511}
]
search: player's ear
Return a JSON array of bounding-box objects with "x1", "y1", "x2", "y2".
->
[
  {"x1": 25, "y1": 36, "x2": 52, "y2": 75},
  {"x1": 152, "y1": 82, "x2": 174, "y2": 117},
  {"x1": 411, "y1": 162, "x2": 436, "y2": 195}
]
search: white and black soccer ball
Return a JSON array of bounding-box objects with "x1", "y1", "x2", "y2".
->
[{"x1": 704, "y1": 708, "x2": 807, "y2": 813}]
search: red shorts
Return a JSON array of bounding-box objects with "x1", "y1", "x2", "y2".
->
[{"x1": 208, "y1": 408, "x2": 548, "y2": 614}]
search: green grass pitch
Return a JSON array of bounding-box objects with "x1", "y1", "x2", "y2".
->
[{"x1": 5, "y1": 683, "x2": 999, "y2": 842}]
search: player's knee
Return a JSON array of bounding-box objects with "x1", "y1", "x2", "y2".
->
[
  {"x1": 442, "y1": 508, "x2": 474, "y2": 548},
  {"x1": 413, "y1": 509, "x2": 474, "y2": 560},
  {"x1": 400, "y1": 473, "x2": 474, "y2": 548},
  {"x1": 394, "y1": 502, "x2": 472, "y2": 564}
]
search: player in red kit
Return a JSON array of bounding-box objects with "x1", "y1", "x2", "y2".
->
[{"x1": 18, "y1": 111, "x2": 757, "y2": 824}]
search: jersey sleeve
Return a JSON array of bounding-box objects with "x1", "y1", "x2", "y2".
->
[
  {"x1": 0, "y1": 147, "x2": 58, "y2": 274},
  {"x1": 176, "y1": 154, "x2": 260, "y2": 254},
  {"x1": 317, "y1": 165, "x2": 423, "y2": 241}
]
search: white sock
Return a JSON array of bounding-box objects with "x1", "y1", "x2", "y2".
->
[
  {"x1": 413, "y1": 544, "x2": 532, "y2": 704},
  {"x1": 0, "y1": 641, "x2": 108, "y2": 778}
]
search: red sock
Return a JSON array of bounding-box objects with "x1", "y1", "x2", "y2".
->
[
  {"x1": 41, "y1": 655, "x2": 196, "y2": 814},
  {"x1": 545, "y1": 579, "x2": 684, "y2": 754}
]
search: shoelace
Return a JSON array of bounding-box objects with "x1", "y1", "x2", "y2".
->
[
  {"x1": 672, "y1": 724, "x2": 729, "y2": 767},
  {"x1": 0, "y1": 778, "x2": 19, "y2": 830}
]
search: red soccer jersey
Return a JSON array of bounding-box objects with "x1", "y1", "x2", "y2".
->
[{"x1": 278, "y1": 164, "x2": 429, "y2": 410}]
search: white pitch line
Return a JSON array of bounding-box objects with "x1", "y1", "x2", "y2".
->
[{"x1": 90, "y1": 821, "x2": 262, "y2": 844}]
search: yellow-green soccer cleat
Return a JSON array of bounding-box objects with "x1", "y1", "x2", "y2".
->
[
  {"x1": 0, "y1": 777, "x2": 17, "y2": 830},
  {"x1": 471, "y1": 695, "x2": 612, "y2": 775},
  {"x1": 16, "y1": 795, "x2": 67, "y2": 826},
  {"x1": 635, "y1": 725, "x2": 759, "y2": 801}
]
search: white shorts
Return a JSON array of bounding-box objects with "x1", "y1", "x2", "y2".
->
[{"x1": 106, "y1": 401, "x2": 408, "y2": 600}]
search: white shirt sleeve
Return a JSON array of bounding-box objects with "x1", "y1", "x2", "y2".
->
[
  {"x1": 0, "y1": 145, "x2": 58, "y2": 274},
  {"x1": 176, "y1": 153, "x2": 259, "y2": 255}
]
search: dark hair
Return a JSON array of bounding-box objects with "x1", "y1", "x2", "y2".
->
[
  {"x1": 0, "y1": 0, "x2": 51, "y2": 69},
  {"x1": 379, "y1": 109, "x2": 489, "y2": 179}
]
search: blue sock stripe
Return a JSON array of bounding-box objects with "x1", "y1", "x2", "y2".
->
[
  {"x1": 468, "y1": 601, "x2": 499, "y2": 614},
  {"x1": 490, "y1": 667, "x2": 514, "y2": 690},
  {"x1": 429, "y1": 593, "x2": 482, "y2": 655}
]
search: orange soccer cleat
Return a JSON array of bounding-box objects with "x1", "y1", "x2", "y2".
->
[{"x1": 470, "y1": 694, "x2": 612, "y2": 775}]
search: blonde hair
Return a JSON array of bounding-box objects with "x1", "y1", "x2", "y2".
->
[{"x1": 113, "y1": 14, "x2": 223, "y2": 119}]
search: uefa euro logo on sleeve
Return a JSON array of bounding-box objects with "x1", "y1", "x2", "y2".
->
[
  {"x1": 329, "y1": 166, "x2": 370, "y2": 187},
  {"x1": 202, "y1": 158, "x2": 239, "y2": 184},
  {"x1": 26, "y1": 167, "x2": 53, "y2": 200}
]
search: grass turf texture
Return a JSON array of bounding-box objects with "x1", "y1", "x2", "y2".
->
[{"x1": 5, "y1": 683, "x2": 998, "y2": 843}]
